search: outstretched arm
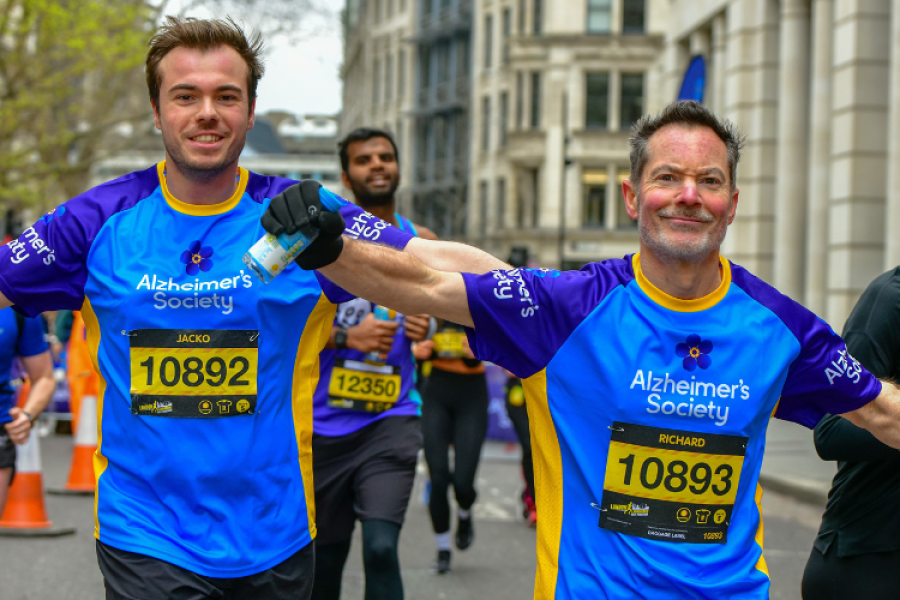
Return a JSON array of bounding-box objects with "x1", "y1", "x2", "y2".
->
[
  {"x1": 318, "y1": 237, "x2": 475, "y2": 328},
  {"x1": 404, "y1": 237, "x2": 510, "y2": 273},
  {"x1": 843, "y1": 381, "x2": 900, "y2": 449}
]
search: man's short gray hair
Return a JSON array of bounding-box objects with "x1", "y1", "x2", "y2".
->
[{"x1": 629, "y1": 101, "x2": 746, "y2": 190}]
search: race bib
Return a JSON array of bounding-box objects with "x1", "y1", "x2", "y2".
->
[
  {"x1": 598, "y1": 422, "x2": 747, "y2": 544},
  {"x1": 129, "y1": 329, "x2": 258, "y2": 417},
  {"x1": 433, "y1": 328, "x2": 466, "y2": 359},
  {"x1": 328, "y1": 359, "x2": 401, "y2": 413}
]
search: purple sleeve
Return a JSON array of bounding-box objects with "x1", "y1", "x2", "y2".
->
[
  {"x1": 316, "y1": 203, "x2": 414, "y2": 304},
  {"x1": 730, "y1": 265, "x2": 881, "y2": 427},
  {"x1": 0, "y1": 204, "x2": 90, "y2": 317},
  {"x1": 0, "y1": 167, "x2": 156, "y2": 317},
  {"x1": 463, "y1": 261, "x2": 632, "y2": 378}
]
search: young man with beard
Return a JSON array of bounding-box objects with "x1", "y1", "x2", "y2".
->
[
  {"x1": 310, "y1": 128, "x2": 435, "y2": 600},
  {"x1": 262, "y1": 100, "x2": 900, "y2": 599},
  {"x1": 0, "y1": 18, "x2": 505, "y2": 600}
]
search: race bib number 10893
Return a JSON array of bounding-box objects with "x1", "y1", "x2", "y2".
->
[{"x1": 599, "y1": 422, "x2": 747, "y2": 544}]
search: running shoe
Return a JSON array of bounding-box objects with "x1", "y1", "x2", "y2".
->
[
  {"x1": 455, "y1": 515, "x2": 474, "y2": 550},
  {"x1": 433, "y1": 549, "x2": 452, "y2": 574}
]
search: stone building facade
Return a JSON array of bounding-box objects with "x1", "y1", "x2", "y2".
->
[
  {"x1": 467, "y1": 0, "x2": 669, "y2": 267},
  {"x1": 659, "y1": 0, "x2": 898, "y2": 327}
]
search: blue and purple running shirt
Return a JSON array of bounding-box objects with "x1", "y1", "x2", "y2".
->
[
  {"x1": 313, "y1": 214, "x2": 421, "y2": 436},
  {"x1": 462, "y1": 254, "x2": 881, "y2": 600},
  {"x1": 0, "y1": 163, "x2": 412, "y2": 577}
]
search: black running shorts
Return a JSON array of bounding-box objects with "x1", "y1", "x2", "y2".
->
[
  {"x1": 312, "y1": 415, "x2": 422, "y2": 545},
  {"x1": 96, "y1": 539, "x2": 314, "y2": 600}
]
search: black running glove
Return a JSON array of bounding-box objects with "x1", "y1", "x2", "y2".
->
[{"x1": 260, "y1": 180, "x2": 346, "y2": 270}]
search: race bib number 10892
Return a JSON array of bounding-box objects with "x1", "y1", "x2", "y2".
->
[{"x1": 129, "y1": 329, "x2": 258, "y2": 418}]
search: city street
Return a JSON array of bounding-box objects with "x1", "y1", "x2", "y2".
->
[{"x1": 0, "y1": 430, "x2": 828, "y2": 600}]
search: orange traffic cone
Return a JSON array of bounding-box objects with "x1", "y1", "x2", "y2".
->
[
  {"x1": 49, "y1": 394, "x2": 97, "y2": 496},
  {"x1": 0, "y1": 432, "x2": 76, "y2": 537}
]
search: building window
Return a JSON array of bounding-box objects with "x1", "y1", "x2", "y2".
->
[
  {"x1": 398, "y1": 49, "x2": 407, "y2": 97},
  {"x1": 480, "y1": 180, "x2": 489, "y2": 236},
  {"x1": 587, "y1": 0, "x2": 612, "y2": 34},
  {"x1": 484, "y1": 14, "x2": 493, "y2": 69},
  {"x1": 617, "y1": 169, "x2": 637, "y2": 228},
  {"x1": 519, "y1": 0, "x2": 526, "y2": 34},
  {"x1": 401, "y1": 0, "x2": 407, "y2": 12},
  {"x1": 502, "y1": 8, "x2": 511, "y2": 64},
  {"x1": 499, "y1": 91, "x2": 509, "y2": 147},
  {"x1": 373, "y1": 58, "x2": 381, "y2": 105},
  {"x1": 620, "y1": 72, "x2": 645, "y2": 129},
  {"x1": 496, "y1": 177, "x2": 506, "y2": 229},
  {"x1": 482, "y1": 95, "x2": 491, "y2": 151},
  {"x1": 385, "y1": 53, "x2": 394, "y2": 101},
  {"x1": 623, "y1": 0, "x2": 646, "y2": 34},
  {"x1": 516, "y1": 72, "x2": 524, "y2": 130},
  {"x1": 530, "y1": 71, "x2": 541, "y2": 129},
  {"x1": 374, "y1": 0, "x2": 381, "y2": 23},
  {"x1": 585, "y1": 72, "x2": 609, "y2": 129},
  {"x1": 582, "y1": 170, "x2": 607, "y2": 228},
  {"x1": 530, "y1": 168, "x2": 540, "y2": 226},
  {"x1": 533, "y1": 0, "x2": 542, "y2": 34}
]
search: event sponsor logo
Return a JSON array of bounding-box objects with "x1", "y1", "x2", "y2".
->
[
  {"x1": 41, "y1": 206, "x2": 66, "y2": 223},
  {"x1": 345, "y1": 211, "x2": 389, "y2": 242},
  {"x1": 609, "y1": 502, "x2": 650, "y2": 517},
  {"x1": 135, "y1": 270, "x2": 254, "y2": 315},
  {"x1": 491, "y1": 268, "x2": 540, "y2": 317},
  {"x1": 179, "y1": 240, "x2": 214, "y2": 275},
  {"x1": 675, "y1": 334, "x2": 713, "y2": 371},
  {"x1": 825, "y1": 346, "x2": 862, "y2": 385},
  {"x1": 630, "y1": 369, "x2": 750, "y2": 427},
  {"x1": 7, "y1": 226, "x2": 55, "y2": 265}
]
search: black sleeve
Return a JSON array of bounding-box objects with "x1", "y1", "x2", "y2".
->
[
  {"x1": 815, "y1": 270, "x2": 900, "y2": 462},
  {"x1": 813, "y1": 413, "x2": 900, "y2": 462}
]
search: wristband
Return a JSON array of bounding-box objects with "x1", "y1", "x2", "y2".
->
[
  {"x1": 425, "y1": 317, "x2": 438, "y2": 341},
  {"x1": 22, "y1": 410, "x2": 36, "y2": 427},
  {"x1": 334, "y1": 327, "x2": 349, "y2": 350}
]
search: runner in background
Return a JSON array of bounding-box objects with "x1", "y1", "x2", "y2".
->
[
  {"x1": 421, "y1": 321, "x2": 489, "y2": 574},
  {"x1": 0, "y1": 309, "x2": 55, "y2": 513},
  {"x1": 311, "y1": 127, "x2": 437, "y2": 600}
]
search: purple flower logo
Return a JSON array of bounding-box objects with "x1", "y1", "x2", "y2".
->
[
  {"x1": 675, "y1": 334, "x2": 713, "y2": 371},
  {"x1": 179, "y1": 240, "x2": 214, "y2": 275}
]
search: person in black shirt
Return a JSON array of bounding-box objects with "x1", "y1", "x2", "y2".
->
[{"x1": 801, "y1": 267, "x2": 900, "y2": 599}]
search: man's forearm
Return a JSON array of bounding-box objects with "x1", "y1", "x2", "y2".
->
[
  {"x1": 404, "y1": 238, "x2": 510, "y2": 274},
  {"x1": 844, "y1": 381, "x2": 900, "y2": 449},
  {"x1": 23, "y1": 375, "x2": 55, "y2": 416},
  {"x1": 318, "y1": 238, "x2": 473, "y2": 327}
]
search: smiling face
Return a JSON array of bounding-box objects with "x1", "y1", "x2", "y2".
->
[
  {"x1": 153, "y1": 45, "x2": 255, "y2": 182},
  {"x1": 341, "y1": 136, "x2": 400, "y2": 207},
  {"x1": 623, "y1": 124, "x2": 739, "y2": 264}
]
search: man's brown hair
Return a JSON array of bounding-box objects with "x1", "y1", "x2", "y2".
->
[
  {"x1": 146, "y1": 16, "x2": 264, "y2": 112},
  {"x1": 629, "y1": 101, "x2": 745, "y2": 191}
]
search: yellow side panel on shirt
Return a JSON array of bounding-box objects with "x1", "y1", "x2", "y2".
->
[
  {"x1": 80, "y1": 298, "x2": 107, "y2": 538},
  {"x1": 523, "y1": 370, "x2": 564, "y2": 600},
  {"x1": 291, "y1": 294, "x2": 337, "y2": 539}
]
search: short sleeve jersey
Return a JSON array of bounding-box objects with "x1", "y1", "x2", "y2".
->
[
  {"x1": 0, "y1": 309, "x2": 48, "y2": 424},
  {"x1": 463, "y1": 254, "x2": 880, "y2": 600},
  {"x1": 0, "y1": 163, "x2": 413, "y2": 577},
  {"x1": 313, "y1": 215, "x2": 421, "y2": 436}
]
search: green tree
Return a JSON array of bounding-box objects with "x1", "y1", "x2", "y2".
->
[{"x1": 0, "y1": 0, "x2": 155, "y2": 210}]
